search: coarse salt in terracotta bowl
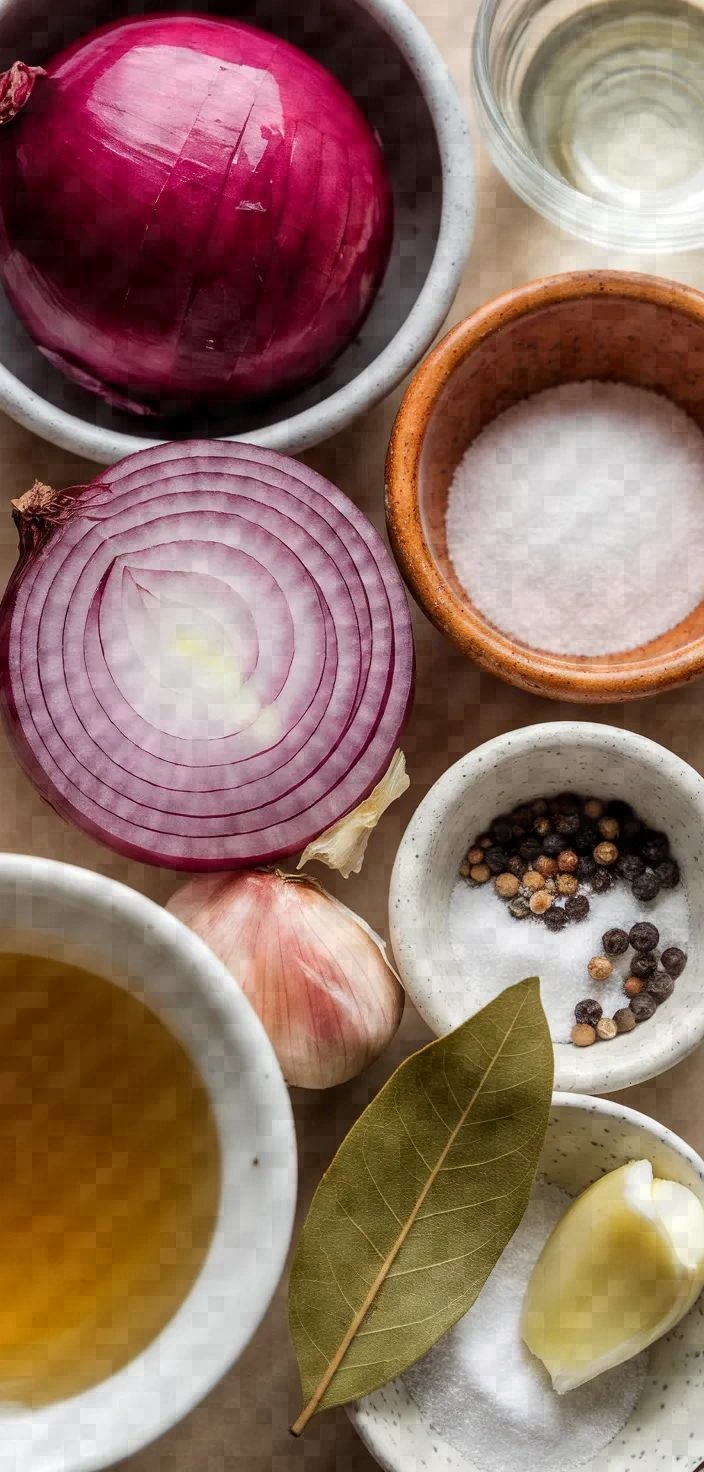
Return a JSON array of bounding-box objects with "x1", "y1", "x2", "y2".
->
[
  {"x1": 388, "y1": 722, "x2": 704, "y2": 1096},
  {"x1": 348, "y1": 1092, "x2": 704, "y2": 1472},
  {"x1": 385, "y1": 269, "x2": 704, "y2": 704}
]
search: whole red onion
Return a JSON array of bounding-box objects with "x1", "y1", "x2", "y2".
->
[{"x1": 0, "y1": 14, "x2": 393, "y2": 414}]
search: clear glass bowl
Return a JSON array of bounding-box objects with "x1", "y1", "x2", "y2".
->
[{"x1": 472, "y1": 0, "x2": 704, "y2": 251}]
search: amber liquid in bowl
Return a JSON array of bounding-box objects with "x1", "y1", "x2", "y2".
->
[{"x1": 0, "y1": 954, "x2": 221, "y2": 1407}]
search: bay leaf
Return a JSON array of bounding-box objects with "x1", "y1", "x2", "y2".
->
[{"x1": 289, "y1": 976, "x2": 553, "y2": 1432}]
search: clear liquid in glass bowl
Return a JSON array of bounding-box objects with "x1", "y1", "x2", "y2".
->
[{"x1": 473, "y1": 0, "x2": 704, "y2": 249}]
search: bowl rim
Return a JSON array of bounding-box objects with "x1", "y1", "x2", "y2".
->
[
  {"x1": 385, "y1": 267, "x2": 704, "y2": 703},
  {"x1": 346, "y1": 1088, "x2": 704, "y2": 1471},
  {"x1": 0, "y1": 0, "x2": 475, "y2": 466},
  {"x1": 0, "y1": 852, "x2": 297, "y2": 1472},
  {"x1": 388, "y1": 720, "x2": 704, "y2": 1096}
]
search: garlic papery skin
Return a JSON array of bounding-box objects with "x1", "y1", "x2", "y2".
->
[
  {"x1": 297, "y1": 750, "x2": 410, "y2": 878},
  {"x1": 166, "y1": 871, "x2": 404, "y2": 1089}
]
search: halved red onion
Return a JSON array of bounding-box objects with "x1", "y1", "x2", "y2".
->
[{"x1": 0, "y1": 443, "x2": 414, "y2": 868}]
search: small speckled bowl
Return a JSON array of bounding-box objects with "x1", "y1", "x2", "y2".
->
[
  {"x1": 389, "y1": 721, "x2": 704, "y2": 1095},
  {"x1": 385, "y1": 270, "x2": 704, "y2": 703},
  {"x1": 348, "y1": 1091, "x2": 704, "y2": 1472}
]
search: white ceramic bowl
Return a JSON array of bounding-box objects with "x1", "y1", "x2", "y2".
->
[
  {"x1": 389, "y1": 722, "x2": 704, "y2": 1095},
  {"x1": 349, "y1": 1091, "x2": 704, "y2": 1472},
  {"x1": 0, "y1": 853, "x2": 296, "y2": 1472},
  {"x1": 0, "y1": 0, "x2": 473, "y2": 465}
]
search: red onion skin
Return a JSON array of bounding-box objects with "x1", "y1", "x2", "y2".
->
[
  {"x1": 0, "y1": 444, "x2": 414, "y2": 870},
  {"x1": 0, "y1": 63, "x2": 45, "y2": 124},
  {"x1": 0, "y1": 14, "x2": 392, "y2": 412}
]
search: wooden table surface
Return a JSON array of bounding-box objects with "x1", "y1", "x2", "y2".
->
[{"x1": 4, "y1": 1, "x2": 704, "y2": 1466}]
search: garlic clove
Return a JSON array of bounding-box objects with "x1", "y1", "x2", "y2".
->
[{"x1": 521, "y1": 1159, "x2": 704, "y2": 1393}]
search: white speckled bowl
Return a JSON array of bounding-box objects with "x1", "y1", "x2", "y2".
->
[
  {"x1": 349, "y1": 1091, "x2": 704, "y2": 1472},
  {"x1": 389, "y1": 722, "x2": 704, "y2": 1095},
  {"x1": 0, "y1": 0, "x2": 473, "y2": 464},
  {"x1": 0, "y1": 854, "x2": 297, "y2": 1472}
]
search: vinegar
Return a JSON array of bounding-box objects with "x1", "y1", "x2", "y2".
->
[
  {"x1": 0, "y1": 954, "x2": 220, "y2": 1406},
  {"x1": 519, "y1": 0, "x2": 704, "y2": 206}
]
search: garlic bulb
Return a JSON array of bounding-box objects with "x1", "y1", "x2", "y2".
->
[{"x1": 166, "y1": 870, "x2": 404, "y2": 1089}]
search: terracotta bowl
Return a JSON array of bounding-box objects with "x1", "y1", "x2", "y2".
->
[{"x1": 385, "y1": 269, "x2": 704, "y2": 703}]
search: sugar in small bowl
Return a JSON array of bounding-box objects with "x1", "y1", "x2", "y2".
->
[{"x1": 385, "y1": 268, "x2": 704, "y2": 702}]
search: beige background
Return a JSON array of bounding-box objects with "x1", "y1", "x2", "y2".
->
[{"x1": 3, "y1": 2, "x2": 704, "y2": 1466}]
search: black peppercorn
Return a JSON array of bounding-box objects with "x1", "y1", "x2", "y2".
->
[
  {"x1": 519, "y1": 836, "x2": 542, "y2": 862},
  {"x1": 555, "y1": 792, "x2": 582, "y2": 814},
  {"x1": 607, "y1": 799, "x2": 634, "y2": 820},
  {"x1": 490, "y1": 817, "x2": 513, "y2": 847},
  {"x1": 630, "y1": 953, "x2": 658, "y2": 980},
  {"x1": 620, "y1": 815, "x2": 644, "y2": 852},
  {"x1": 603, "y1": 927, "x2": 629, "y2": 957},
  {"x1": 543, "y1": 905, "x2": 567, "y2": 932},
  {"x1": 575, "y1": 998, "x2": 603, "y2": 1026},
  {"x1": 565, "y1": 893, "x2": 590, "y2": 922},
  {"x1": 606, "y1": 799, "x2": 632, "y2": 818},
  {"x1": 640, "y1": 831, "x2": 669, "y2": 866},
  {"x1": 615, "y1": 854, "x2": 646, "y2": 882},
  {"x1": 541, "y1": 833, "x2": 564, "y2": 858},
  {"x1": 629, "y1": 921, "x2": 659, "y2": 952},
  {"x1": 508, "y1": 897, "x2": 531, "y2": 920},
  {"x1": 646, "y1": 971, "x2": 676, "y2": 1004},
  {"x1": 506, "y1": 854, "x2": 527, "y2": 879},
  {"x1": 614, "y1": 1007, "x2": 636, "y2": 1034},
  {"x1": 554, "y1": 812, "x2": 580, "y2": 836},
  {"x1": 632, "y1": 871, "x2": 660, "y2": 902},
  {"x1": 485, "y1": 846, "x2": 509, "y2": 875},
  {"x1": 531, "y1": 798, "x2": 549, "y2": 817},
  {"x1": 511, "y1": 805, "x2": 533, "y2": 831},
  {"x1": 576, "y1": 855, "x2": 597, "y2": 881},
  {"x1": 574, "y1": 823, "x2": 600, "y2": 854},
  {"x1": 655, "y1": 858, "x2": 680, "y2": 889},
  {"x1": 590, "y1": 868, "x2": 614, "y2": 894},
  {"x1": 661, "y1": 946, "x2": 687, "y2": 978},
  {"x1": 630, "y1": 992, "x2": 657, "y2": 1022}
]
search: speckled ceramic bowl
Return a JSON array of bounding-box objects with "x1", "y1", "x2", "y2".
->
[
  {"x1": 0, "y1": 854, "x2": 297, "y2": 1472},
  {"x1": 0, "y1": 0, "x2": 473, "y2": 464},
  {"x1": 348, "y1": 1091, "x2": 704, "y2": 1472},
  {"x1": 389, "y1": 721, "x2": 704, "y2": 1095}
]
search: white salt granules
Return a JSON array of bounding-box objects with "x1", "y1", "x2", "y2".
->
[
  {"x1": 445, "y1": 381, "x2": 704, "y2": 656},
  {"x1": 403, "y1": 1181, "x2": 647, "y2": 1472},
  {"x1": 448, "y1": 875, "x2": 689, "y2": 1043}
]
